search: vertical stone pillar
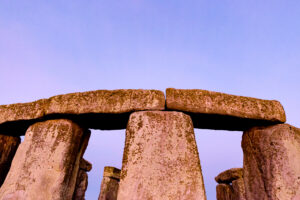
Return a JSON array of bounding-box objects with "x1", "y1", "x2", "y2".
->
[
  {"x1": 0, "y1": 119, "x2": 90, "y2": 200},
  {"x1": 117, "y1": 111, "x2": 206, "y2": 200},
  {"x1": 215, "y1": 168, "x2": 245, "y2": 200},
  {"x1": 242, "y1": 124, "x2": 300, "y2": 200},
  {"x1": 0, "y1": 135, "x2": 20, "y2": 186},
  {"x1": 98, "y1": 166, "x2": 121, "y2": 200},
  {"x1": 73, "y1": 159, "x2": 92, "y2": 200}
]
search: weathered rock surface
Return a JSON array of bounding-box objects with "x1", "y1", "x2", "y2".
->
[
  {"x1": 0, "y1": 119, "x2": 90, "y2": 200},
  {"x1": 0, "y1": 89, "x2": 165, "y2": 135},
  {"x1": 216, "y1": 168, "x2": 245, "y2": 200},
  {"x1": 79, "y1": 158, "x2": 92, "y2": 172},
  {"x1": 231, "y1": 178, "x2": 246, "y2": 200},
  {"x1": 216, "y1": 180, "x2": 246, "y2": 200},
  {"x1": 73, "y1": 159, "x2": 92, "y2": 200},
  {"x1": 166, "y1": 88, "x2": 286, "y2": 131},
  {"x1": 0, "y1": 135, "x2": 20, "y2": 186},
  {"x1": 117, "y1": 111, "x2": 206, "y2": 200},
  {"x1": 216, "y1": 184, "x2": 233, "y2": 200},
  {"x1": 215, "y1": 168, "x2": 243, "y2": 184},
  {"x1": 98, "y1": 166, "x2": 121, "y2": 200},
  {"x1": 242, "y1": 124, "x2": 300, "y2": 200}
]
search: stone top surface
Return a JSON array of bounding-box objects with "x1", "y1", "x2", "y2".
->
[
  {"x1": 0, "y1": 89, "x2": 165, "y2": 135},
  {"x1": 0, "y1": 89, "x2": 165, "y2": 123},
  {"x1": 166, "y1": 88, "x2": 286, "y2": 131},
  {"x1": 79, "y1": 158, "x2": 92, "y2": 172},
  {"x1": 215, "y1": 168, "x2": 243, "y2": 184},
  {"x1": 103, "y1": 166, "x2": 121, "y2": 180}
]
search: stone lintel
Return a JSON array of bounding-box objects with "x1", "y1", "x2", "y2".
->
[
  {"x1": 166, "y1": 88, "x2": 286, "y2": 131},
  {"x1": 80, "y1": 158, "x2": 92, "y2": 172},
  {"x1": 0, "y1": 89, "x2": 165, "y2": 135},
  {"x1": 103, "y1": 166, "x2": 121, "y2": 180},
  {"x1": 215, "y1": 168, "x2": 243, "y2": 184}
]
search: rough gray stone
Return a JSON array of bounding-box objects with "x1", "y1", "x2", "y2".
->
[
  {"x1": 0, "y1": 119, "x2": 90, "y2": 200},
  {"x1": 0, "y1": 135, "x2": 20, "y2": 186},
  {"x1": 242, "y1": 124, "x2": 300, "y2": 200},
  {"x1": 0, "y1": 89, "x2": 165, "y2": 135},
  {"x1": 166, "y1": 88, "x2": 286, "y2": 131},
  {"x1": 117, "y1": 111, "x2": 206, "y2": 200},
  {"x1": 98, "y1": 166, "x2": 121, "y2": 200}
]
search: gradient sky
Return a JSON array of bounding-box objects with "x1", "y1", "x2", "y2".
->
[{"x1": 1, "y1": 1, "x2": 300, "y2": 199}]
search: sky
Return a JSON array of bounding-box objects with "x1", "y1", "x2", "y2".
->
[{"x1": 1, "y1": 1, "x2": 300, "y2": 199}]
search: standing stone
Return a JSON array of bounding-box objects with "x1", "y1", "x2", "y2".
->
[
  {"x1": 73, "y1": 159, "x2": 92, "y2": 200},
  {"x1": 117, "y1": 111, "x2": 206, "y2": 200},
  {"x1": 98, "y1": 166, "x2": 121, "y2": 200},
  {"x1": 0, "y1": 135, "x2": 20, "y2": 186},
  {"x1": 0, "y1": 119, "x2": 90, "y2": 200},
  {"x1": 242, "y1": 124, "x2": 300, "y2": 200},
  {"x1": 216, "y1": 184, "x2": 233, "y2": 200},
  {"x1": 231, "y1": 178, "x2": 246, "y2": 200},
  {"x1": 215, "y1": 168, "x2": 245, "y2": 200}
]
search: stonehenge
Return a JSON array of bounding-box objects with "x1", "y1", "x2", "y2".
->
[{"x1": 0, "y1": 88, "x2": 298, "y2": 200}]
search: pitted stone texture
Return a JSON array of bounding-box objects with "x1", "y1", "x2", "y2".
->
[
  {"x1": 103, "y1": 166, "x2": 121, "y2": 180},
  {"x1": 215, "y1": 168, "x2": 243, "y2": 184},
  {"x1": 217, "y1": 184, "x2": 233, "y2": 200},
  {"x1": 79, "y1": 158, "x2": 92, "y2": 172},
  {"x1": 0, "y1": 119, "x2": 90, "y2": 200},
  {"x1": 166, "y1": 88, "x2": 286, "y2": 131},
  {"x1": 0, "y1": 135, "x2": 20, "y2": 186},
  {"x1": 216, "y1": 180, "x2": 246, "y2": 200},
  {"x1": 73, "y1": 159, "x2": 92, "y2": 200},
  {"x1": 231, "y1": 179, "x2": 246, "y2": 200},
  {"x1": 117, "y1": 111, "x2": 206, "y2": 200},
  {"x1": 98, "y1": 167, "x2": 121, "y2": 200},
  {"x1": 242, "y1": 124, "x2": 300, "y2": 200},
  {"x1": 0, "y1": 89, "x2": 165, "y2": 134},
  {"x1": 216, "y1": 168, "x2": 245, "y2": 200}
]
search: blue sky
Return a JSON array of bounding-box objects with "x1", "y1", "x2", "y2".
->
[{"x1": 1, "y1": 1, "x2": 300, "y2": 199}]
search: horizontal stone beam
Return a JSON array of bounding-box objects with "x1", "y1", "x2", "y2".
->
[
  {"x1": 166, "y1": 88, "x2": 286, "y2": 131},
  {"x1": 0, "y1": 89, "x2": 165, "y2": 135},
  {"x1": 215, "y1": 168, "x2": 243, "y2": 184}
]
